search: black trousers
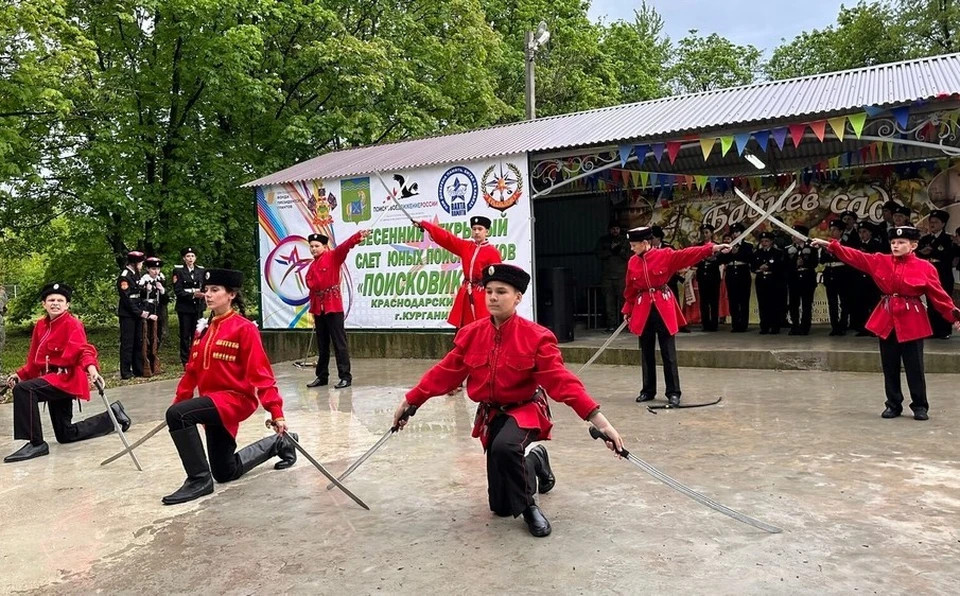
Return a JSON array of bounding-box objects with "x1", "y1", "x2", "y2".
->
[
  {"x1": 788, "y1": 273, "x2": 817, "y2": 332},
  {"x1": 486, "y1": 414, "x2": 539, "y2": 517},
  {"x1": 12, "y1": 379, "x2": 115, "y2": 444},
  {"x1": 602, "y1": 275, "x2": 626, "y2": 328},
  {"x1": 878, "y1": 332, "x2": 927, "y2": 413},
  {"x1": 725, "y1": 268, "x2": 752, "y2": 332},
  {"x1": 177, "y1": 311, "x2": 200, "y2": 365},
  {"x1": 119, "y1": 316, "x2": 144, "y2": 377},
  {"x1": 928, "y1": 277, "x2": 955, "y2": 338},
  {"x1": 823, "y1": 271, "x2": 847, "y2": 332},
  {"x1": 697, "y1": 275, "x2": 720, "y2": 331},
  {"x1": 756, "y1": 275, "x2": 786, "y2": 333},
  {"x1": 314, "y1": 312, "x2": 351, "y2": 382},
  {"x1": 166, "y1": 397, "x2": 243, "y2": 483},
  {"x1": 639, "y1": 308, "x2": 680, "y2": 398}
]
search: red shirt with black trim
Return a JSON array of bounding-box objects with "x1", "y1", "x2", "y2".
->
[
  {"x1": 18, "y1": 312, "x2": 99, "y2": 400},
  {"x1": 305, "y1": 231, "x2": 363, "y2": 315}
]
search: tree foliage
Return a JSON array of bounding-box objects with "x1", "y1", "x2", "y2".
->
[{"x1": 667, "y1": 30, "x2": 762, "y2": 94}]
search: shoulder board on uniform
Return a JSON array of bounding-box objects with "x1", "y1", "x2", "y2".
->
[
  {"x1": 121, "y1": 269, "x2": 128, "y2": 277},
  {"x1": 173, "y1": 265, "x2": 185, "y2": 270}
]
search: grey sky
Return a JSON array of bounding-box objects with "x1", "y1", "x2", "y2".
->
[{"x1": 589, "y1": 0, "x2": 849, "y2": 54}]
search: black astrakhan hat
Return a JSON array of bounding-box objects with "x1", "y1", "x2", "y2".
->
[
  {"x1": 929, "y1": 209, "x2": 950, "y2": 223},
  {"x1": 794, "y1": 225, "x2": 810, "y2": 235},
  {"x1": 181, "y1": 247, "x2": 197, "y2": 257},
  {"x1": 470, "y1": 215, "x2": 492, "y2": 229},
  {"x1": 127, "y1": 251, "x2": 145, "y2": 264},
  {"x1": 892, "y1": 226, "x2": 921, "y2": 240},
  {"x1": 729, "y1": 222, "x2": 746, "y2": 234},
  {"x1": 857, "y1": 221, "x2": 875, "y2": 233},
  {"x1": 829, "y1": 219, "x2": 845, "y2": 230},
  {"x1": 882, "y1": 200, "x2": 900, "y2": 212},
  {"x1": 307, "y1": 233, "x2": 329, "y2": 244},
  {"x1": 627, "y1": 226, "x2": 653, "y2": 242},
  {"x1": 895, "y1": 205, "x2": 911, "y2": 217},
  {"x1": 40, "y1": 282, "x2": 72, "y2": 301},
  {"x1": 758, "y1": 231, "x2": 774, "y2": 240},
  {"x1": 481, "y1": 263, "x2": 530, "y2": 293},
  {"x1": 840, "y1": 210, "x2": 858, "y2": 220},
  {"x1": 204, "y1": 268, "x2": 244, "y2": 288},
  {"x1": 144, "y1": 256, "x2": 162, "y2": 268},
  {"x1": 650, "y1": 225, "x2": 665, "y2": 238},
  {"x1": 699, "y1": 223, "x2": 715, "y2": 232}
]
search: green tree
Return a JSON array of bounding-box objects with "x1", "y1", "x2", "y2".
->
[
  {"x1": 599, "y1": 2, "x2": 670, "y2": 103},
  {"x1": 668, "y1": 30, "x2": 762, "y2": 94},
  {"x1": 899, "y1": 0, "x2": 960, "y2": 56}
]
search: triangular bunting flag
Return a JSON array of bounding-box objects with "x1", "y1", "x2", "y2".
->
[
  {"x1": 863, "y1": 105, "x2": 885, "y2": 117},
  {"x1": 771, "y1": 127, "x2": 788, "y2": 150},
  {"x1": 884, "y1": 141, "x2": 893, "y2": 160},
  {"x1": 828, "y1": 117, "x2": 847, "y2": 142},
  {"x1": 666, "y1": 141, "x2": 682, "y2": 164},
  {"x1": 720, "y1": 136, "x2": 734, "y2": 156},
  {"x1": 621, "y1": 169, "x2": 631, "y2": 187},
  {"x1": 788, "y1": 124, "x2": 806, "y2": 147},
  {"x1": 869, "y1": 143, "x2": 878, "y2": 161},
  {"x1": 651, "y1": 143, "x2": 665, "y2": 163},
  {"x1": 810, "y1": 121, "x2": 827, "y2": 142},
  {"x1": 700, "y1": 138, "x2": 717, "y2": 161},
  {"x1": 640, "y1": 171, "x2": 650, "y2": 188},
  {"x1": 891, "y1": 106, "x2": 910, "y2": 129},
  {"x1": 848, "y1": 112, "x2": 867, "y2": 139},
  {"x1": 828, "y1": 156, "x2": 840, "y2": 171},
  {"x1": 734, "y1": 132, "x2": 752, "y2": 155},
  {"x1": 754, "y1": 130, "x2": 770, "y2": 152},
  {"x1": 695, "y1": 175, "x2": 708, "y2": 191},
  {"x1": 634, "y1": 145, "x2": 649, "y2": 163},
  {"x1": 631, "y1": 171, "x2": 641, "y2": 188},
  {"x1": 618, "y1": 145, "x2": 632, "y2": 166}
]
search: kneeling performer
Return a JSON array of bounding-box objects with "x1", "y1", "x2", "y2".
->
[
  {"x1": 163, "y1": 268, "x2": 297, "y2": 505},
  {"x1": 391, "y1": 264, "x2": 623, "y2": 537}
]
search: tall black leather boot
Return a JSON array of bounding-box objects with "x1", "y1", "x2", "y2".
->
[
  {"x1": 234, "y1": 432, "x2": 299, "y2": 479},
  {"x1": 162, "y1": 427, "x2": 214, "y2": 505},
  {"x1": 528, "y1": 445, "x2": 555, "y2": 494}
]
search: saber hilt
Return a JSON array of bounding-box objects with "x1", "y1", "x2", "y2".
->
[
  {"x1": 589, "y1": 426, "x2": 629, "y2": 457},
  {"x1": 391, "y1": 405, "x2": 419, "y2": 432}
]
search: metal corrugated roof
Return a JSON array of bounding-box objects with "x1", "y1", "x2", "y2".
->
[{"x1": 244, "y1": 53, "x2": 960, "y2": 187}]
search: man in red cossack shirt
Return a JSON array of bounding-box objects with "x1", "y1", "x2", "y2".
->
[
  {"x1": 162, "y1": 268, "x2": 298, "y2": 505},
  {"x1": 416, "y1": 215, "x2": 502, "y2": 328},
  {"x1": 5, "y1": 283, "x2": 130, "y2": 463},
  {"x1": 812, "y1": 227, "x2": 960, "y2": 421},
  {"x1": 390, "y1": 263, "x2": 624, "y2": 538},
  {"x1": 304, "y1": 229, "x2": 370, "y2": 389}
]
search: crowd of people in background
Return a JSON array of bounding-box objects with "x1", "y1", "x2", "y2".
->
[{"x1": 597, "y1": 202, "x2": 960, "y2": 338}]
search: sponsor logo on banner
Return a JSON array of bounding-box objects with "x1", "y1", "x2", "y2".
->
[
  {"x1": 308, "y1": 188, "x2": 336, "y2": 226},
  {"x1": 341, "y1": 177, "x2": 372, "y2": 223},
  {"x1": 438, "y1": 166, "x2": 478, "y2": 216},
  {"x1": 482, "y1": 162, "x2": 524, "y2": 214}
]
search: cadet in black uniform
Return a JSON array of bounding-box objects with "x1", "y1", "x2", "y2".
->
[
  {"x1": 840, "y1": 210, "x2": 861, "y2": 249},
  {"x1": 892, "y1": 204, "x2": 911, "y2": 228},
  {"x1": 879, "y1": 200, "x2": 899, "y2": 243},
  {"x1": 719, "y1": 222, "x2": 753, "y2": 333},
  {"x1": 752, "y1": 231, "x2": 786, "y2": 335},
  {"x1": 595, "y1": 222, "x2": 630, "y2": 332},
  {"x1": 695, "y1": 224, "x2": 722, "y2": 331},
  {"x1": 850, "y1": 222, "x2": 885, "y2": 335},
  {"x1": 138, "y1": 257, "x2": 164, "y2": 376},
  {"x1": 173, "y1": 247, "x2": 205, "y2": 367},
  {"x1": 117, "y1": 251, "x2": 146, "y2": 379},
  {"x1": 785, "y1": 226, "x2": 819, "y2": 335},
  {"x1": 820, "y1": 220, "x2": 849, "y2": 335},
  {"x1": 918, "y1": 209, "x2": 955, "y2": 338}
]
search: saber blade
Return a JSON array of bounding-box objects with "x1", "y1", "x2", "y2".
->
[
  {"x1": 373, "y1": 171, "x2": 416, "y2": 223},
  {"x1": 576, "y1": 320, "x2": 628, "y2": 376},
  {"x1": 100, "y1": 421, "x2": 167, "y2": 466},
  {"x1": 734, "y1": 188, "x2": 810, "y2": 243},
  {"x1": 285, "y1": 432, "x2": 370, "y2": 510},
  {"x1": 590, "y1": 427, "x2": 781, "y2": 533},
  {"x1": 728, "y1": 181, "x2": 796, "y2": 247},
  {"x1": 326, "y1": 405, "x2": 418, "y2": 490},
  {"x1": 96, "y1": 380, "x2": 141, "y2": 471}
]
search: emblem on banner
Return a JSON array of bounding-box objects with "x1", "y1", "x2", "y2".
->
[
  {"x1": 308, "y1": 187, "x2": 335, "y2": 226},
  {"x1": 341, "y1": 177, "x2": 372, "y2": 223},
  {"x1": 438, "y1": 166, "x2": 478, "y2": 217},
  {"x1": 482, "y1": 162, "x2": 524, "y2": 214}
]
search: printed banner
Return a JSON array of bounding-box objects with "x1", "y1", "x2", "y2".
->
[{"x1": 257, "y1": 154, "x2": 532, "y2": 329}]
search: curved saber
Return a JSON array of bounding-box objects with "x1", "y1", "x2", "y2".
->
[
  {"x1": 734, "y1": 188, "x2": 810, "y2": 243},
  {"x1": 96, "y1": 379, "x2": 142, "y2": 471},
  {"x1": 100, "y1": 421, "x2": 167, "y2": 466},
  {"x1": 373, "y1": 171, "x2": 416, "y2": 224},
  {"x1": 729, "y1": 181, "x2": 796, "y2": 247},
  {"x1": 590, "y1": 427, "x2": 782, "y2": 534},
  {"x1": 265, "y1": 420, "x2": 370, "y2": 510},
  {"x1": 325, "y1": 406, "x2": 418, "y2": 490},
  {"x1": 576, "y1": 320, "x2": 628, "y2": 375}
]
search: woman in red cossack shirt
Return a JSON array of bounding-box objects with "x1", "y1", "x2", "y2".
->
[
  {"x1": 162, "y1": 269, "x2": 297, "y2": 505},
  {"x1": 5, "y1": 283, "x2": 130, "y2": 464},
  {"x1": 812, "y1": 227, "x2": 960, "y2": 421},
  {"x1": 391, "y1": 264, "x2": 624, "y2": 538}
]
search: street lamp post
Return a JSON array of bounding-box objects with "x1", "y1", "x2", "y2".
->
[{"x1": 525, "y1": 21, "x2": 550, "y2": 121}]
